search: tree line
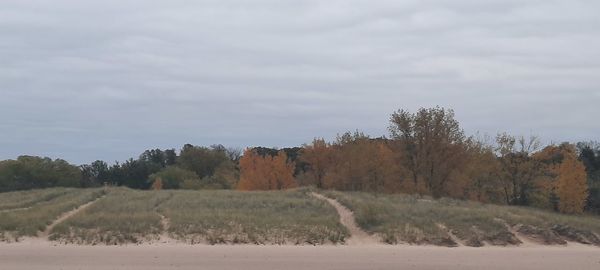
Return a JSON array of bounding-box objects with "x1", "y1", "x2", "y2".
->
[{"x1": 0, "y1": 107, "x2": 598, "y2": 215}]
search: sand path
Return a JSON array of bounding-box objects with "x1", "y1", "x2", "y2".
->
[
  {"x1": 157, "y1": 213, "x2": 179, "y2": 243},
  {"x1": 38, "y1": 195, "x2": 105, "y2": 238},
  {"x1": 311, "y1": 192, "x2": 380, "y2": 245}
]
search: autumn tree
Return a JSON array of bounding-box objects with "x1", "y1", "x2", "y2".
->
[
  {"x1": 577, "y1": 142, "x2": 600, "y2": 214},
  {"x1": 322, "y1": 132, "x2": 403, "y2": 193},
  {"x1": 237, "y1": 149, "x2": 297, "y2": 190},
  {"x1": 299, "y1": 138, "x2": 333, "y2": 188},
  {"x1": 495, "y1": 133, "x2": 545, "y2": 206},
  {"x1": 555, "y1": 151, "x2": 589, "y2": 214},
  {"x1": 457, "y1": 137, "x2": 503, "y2": 203},
  {"x1": 388, "y1": 107, "x2": 468, "y2": 198}
]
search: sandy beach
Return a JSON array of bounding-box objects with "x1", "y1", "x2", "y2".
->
[{"x1": 1, "y1": 241, "x2": 599, "y2": 270}]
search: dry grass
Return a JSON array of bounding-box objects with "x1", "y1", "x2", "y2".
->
[
  {"x1": 158, "y1": 188, "x2": 348, "y2": 245},
  {"x1": 323, "y1": 191, "x2": 600, "y2": 246},
  {"x1": 0, "y1": 188, "x2": 105, "y2": 241},
  {"x1": 0, "y1": 188, "x2": 73, "y2": 211},
  {"x1": 50, "y1": 187, "x2": 173, "y2": 244},
  {"x1": 4, "y1": 187, "x2": 598, "y2": 247},
  {"x1": 50, "y1": 188, "x2": 347, "y2": 245}
]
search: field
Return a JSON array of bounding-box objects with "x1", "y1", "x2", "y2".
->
[
  {"x1": 1, "y1": 187, "x2": 600, "y2": 248},
  {"x1": 323, "y1": 190, "x2": 600, "y2": 247}
]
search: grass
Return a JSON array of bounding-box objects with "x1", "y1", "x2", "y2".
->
[
  {"x1": 0, "y1": 188, "x2": 73, "y2": 211},
  {"x1": 3, "y1": 187, "x2": 599, "y2": 247},
  {"x1": 158, "y1": 188, "x2": 348, "y2": 245},
  {"x1": 322, "y1": 190, "x2": 600, "y2": 246},
  {"x1": 51, "y1": 187, "x2": 347, "y2": 245},
  {"x1": 51, "y1": 187, "x2": 173, "y2": 244},
  {"x1": 0, "y1": 188, "x2": 105, "y2": 241}
]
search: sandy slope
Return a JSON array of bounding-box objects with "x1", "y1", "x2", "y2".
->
[
  {"x1": 311, "y1": 192, "x2": 380, "y2": 245},
  {"x1": 1, "y1": 242, "x2": 599, "y2": 270}
]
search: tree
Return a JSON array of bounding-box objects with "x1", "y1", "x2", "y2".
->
[
  {"x1": 388, "y1": 107, "x2": 468, "y2": 198},
  {"x1": 576, "y1": 142, "x2": 600, "y2": 214},
  {"x1": 299, "y1": 138, "x2": 332, "y2": 188},
  {"x1": 319, "y1": 132, "x2": 403, "y2": 193},
  {"x1": 148, "y1": 166, "x2": 200, "y2": 189},
  {"x1": 556, "y1": 153, "x2": 589, "y2": 214},
  {"x1": 458, "y1": 137, "x2": 503, "y2": 203},
  {"x1": 0, "y1": 156, "x2": 81, "y2": 192},
  {"x1": 495, "y1": 133, "x2": 545, "y2": 205},
  {"x1": 178, "y1": 144, "x2": 232, "y2": 178},
  {"x1": 80, "y1": 160, "x2": 109, "y2": 187},
  {"x1": 165, "y1": 149, "x2": 178, "y2": 166},
  {"x1": 237, "y1": 149, "x2": 296, "y2": 190}
]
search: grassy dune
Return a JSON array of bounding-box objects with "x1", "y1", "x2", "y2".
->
[
  {"x1": 0, "y1": 188, "x2": 105, "y2": 241},
  {"x1": 2, "y1": 188, "x2": 599, "y2": 247},
  {"x1": 0, "y1": 188, "x2": 74, "y2": 211},
  {"x1": 51, "y1": 188, "x2": 348, "y2": 245},
  {"x1": 51, "y1": 188, "x2": 172, "y2": 244},
  {"x1": 159, "y1": 189, "x2": 348, "y2": 245},
  {"x1": 323, "y1": 191, "x2": 600, "y2": 246}
]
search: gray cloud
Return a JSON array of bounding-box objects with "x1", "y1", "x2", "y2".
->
[{"x1": 1, "y1": 0, "x2": 599, "y2": 164}]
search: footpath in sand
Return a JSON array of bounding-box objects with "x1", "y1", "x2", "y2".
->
[
  {"x1": 38, "y1": 195, "x2": 105, "y2": 238},
  {"x1": 311, "y1": 192, "x2": 380, "y2": 245}
]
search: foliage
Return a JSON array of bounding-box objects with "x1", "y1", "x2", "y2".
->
[
  {"x1": 388, "y1": 107, "x2": 468, "y2": 198},
  {"x1": 577, "y1": 142, "x2": 600, "y2": 214},
  {"x1": 321, "y1": 132, "x2": 403, "y2": 193},
  {"x1": 298, "y1": 138, "x2": 332, "y2": 188},
  {"x1": 494, "y1": 133, "x2": 545, "y2": 206},
  {"x1": 237, "y1": 149, "x2": 297, "y2": 190},
  {"x1": 0, "y1": 156, "x2": 81, "y2": 192},
  {"x1": 178, "y1": 144, "x2": 232, "y2": 179},
  {"x1": 556, "y1": 154, "x2": 589, "y2": 214},
  {"x1": 148, "y1": 166, "x2": 199, "y2": 189}
]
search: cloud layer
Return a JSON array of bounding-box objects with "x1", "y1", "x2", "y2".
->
[{"x1": 1, "y1": 0, "x2": 599, "y2": 164}]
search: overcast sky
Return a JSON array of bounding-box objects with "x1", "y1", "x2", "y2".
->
[{"x1": 1, "y1": 0, "x2": 599, "y2": 164}]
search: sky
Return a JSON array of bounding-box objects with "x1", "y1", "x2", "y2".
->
[{"x1": 1, "y1": 0, "x2": 599, "y2": 165}]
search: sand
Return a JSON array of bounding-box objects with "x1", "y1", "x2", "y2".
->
[
  {"x1": 311, "y1": 192, "x2": 379, "y2": 245},
  {"x1": 1, "y1": 241, "x2": 599, "y2": 270}
]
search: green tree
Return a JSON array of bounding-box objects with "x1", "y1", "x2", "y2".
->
[
  {"x1": 0, "y1": 156, "x2": 81, "y2": 192},
  {"x1": 148, "y1": 166, "x2": 200, "y2": 189}
]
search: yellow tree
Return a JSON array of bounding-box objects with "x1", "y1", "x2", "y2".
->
[
  {"x1": 556, "y1": 154, "x2": 588, "y2": 214},
  {"x1": 299, "y1": 138, "x2": 332, "y2": 188},
  {"x1": 237, "y1": 149, "x2": 296, "y2": 190},
  {"x1": 271, "y1": 152, "x2": 297, "y2": 190}
]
